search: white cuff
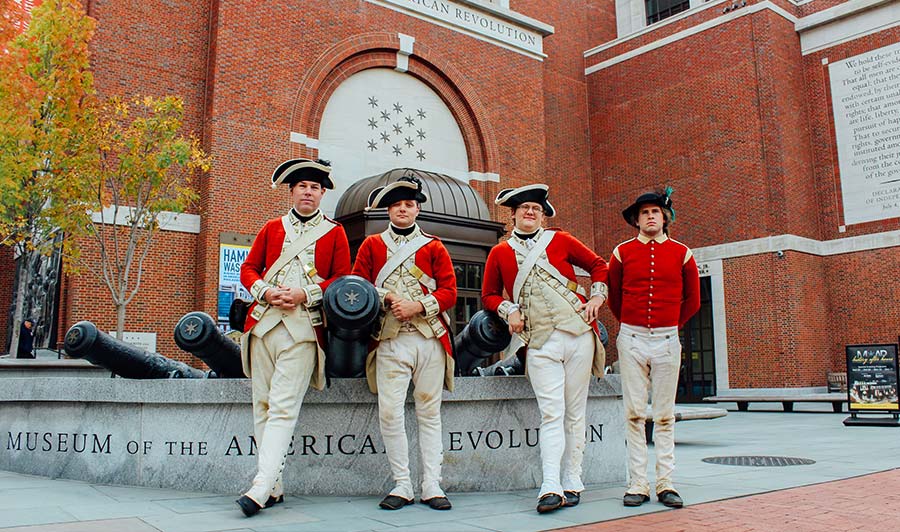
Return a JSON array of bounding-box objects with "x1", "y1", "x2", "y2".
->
[
  {"x1": 419, "y1": 294, "x2": 440, "y2": 318},
  {"x1": 303, "y1": 284, "x2": 323, "y2": 307},
  {"x1": 251, "y1": 280, "x2": 272, "y2": 304},
  {"x1": 376, "y1": 287, "x2": 391, "y2": 310},
  {"x1": 590, "y1": 282, "x2": 608, "y2": 300},
  {"x1": 497, "y1": 300, "x2": 519, "y2": 319}
]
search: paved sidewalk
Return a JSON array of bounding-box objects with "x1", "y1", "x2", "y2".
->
[{"x1": 2, "y1": 403, "x2": 899, "y2": 531}]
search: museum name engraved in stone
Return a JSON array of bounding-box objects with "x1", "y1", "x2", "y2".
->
[{"x1": 6, "y1": 423, "x2": 606, "y2": 457}]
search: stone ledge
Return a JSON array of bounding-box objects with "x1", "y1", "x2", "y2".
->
[{"x1": 0, "y1": 375, "x2": 622, "y2": 404}]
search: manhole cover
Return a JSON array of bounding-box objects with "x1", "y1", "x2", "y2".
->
[{"x1": 702, "y1": 456, "x2": 816, "y2": 467}]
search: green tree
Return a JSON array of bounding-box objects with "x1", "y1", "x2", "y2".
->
[
  {"x1": 0, "y1": 0, "x2": 96, "y2": 354},
  {"x1": 69, "y1": 95, "x2": 210, "y2": 338}
]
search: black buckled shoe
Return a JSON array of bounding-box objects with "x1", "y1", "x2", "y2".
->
[
  {"x1": 264, "y1": 494, "x2": 284, "y2": 508},
  {"x1": 563, "y1": 491, "x2": 580, "y2": 507},
  {"x1": 536, "y1": 493, "x2": 564, "y2": 513},
  {"x1": 623, "y1": 493, "x2": 650, "y2": 507},
  {"x1": 379, "y1": 494, "x2": 413, "y2": 510},
  {"x1": 657, "y1": 490, "x2": 683, "y2": 508},
  {"x1": 421, "y1": 496, "x2": 452, "y2": 510},
  {"x1": 236, "y1": 495, "x2": 262, "y2": 517}
]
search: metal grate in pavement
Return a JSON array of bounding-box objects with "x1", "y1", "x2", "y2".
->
[{"x1": 702, "y1": 455, "x2": 816, "y2": 467}]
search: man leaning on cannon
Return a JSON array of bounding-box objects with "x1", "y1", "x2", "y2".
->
[
  {"x1": 481, "y1": 184, "x2": 609, "y2": 514},
  {"x1": 235, "y1": 158, "x2": 351, "y2": 517},
  {"x1": 351, "y1": 176, "x2": 457, "y2": 512}
]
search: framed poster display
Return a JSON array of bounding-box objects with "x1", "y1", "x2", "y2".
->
[{"x1": 844, "y1": 343, "x2": 900, "y2": 426}]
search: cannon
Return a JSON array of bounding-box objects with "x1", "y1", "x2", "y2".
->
[
  {"x1": 173, "y1": 311, "x2": 245, "y2": 378},
  {"x1": 64, "y1": 321, "x2": 207, "y2": 379},
  {"x1": 476, "y1": 351, "x2": 525, "y2": 376},
  {"x1": 453, "y1": 310, "x2": 512, "y2": 376},
  {"x1": 323, "y1": 275, "x2": 381, "y2": 378}
]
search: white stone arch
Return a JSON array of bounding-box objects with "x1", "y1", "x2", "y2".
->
[{"x1": 316, "y1": 68, "x2": 469, "y2": 216}]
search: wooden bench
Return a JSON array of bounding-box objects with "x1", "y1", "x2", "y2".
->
[
  {"x1": 827, "y1": 372, "x2": 848, "y2": 393},
  {"x1": 644, "y1": 405, "x2": 728, "y2": 443},
  {"x1": 703, "y1": 392, "x2": 846, "y2": 413}
]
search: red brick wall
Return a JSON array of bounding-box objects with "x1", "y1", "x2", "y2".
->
[
  {"x1": 61, "y1": 230, "x2": 199, "y2": 364},
  {"x1": 825, "y1": 247, "x2": 900, "y2": 371}
]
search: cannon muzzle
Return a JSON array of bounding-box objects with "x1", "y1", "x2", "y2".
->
[
  {"x1": 173, "y1": 312, "x2": 245, "y2": 378},
  {"x1": 323, "y1": 275, "x2": 380, "y2": 378},
  {"x1": 65, "y1": 321, "x2": 207, "y2": 379},
  {"x1": 453, "y1": 310, "x2": 512, "y2": 376}
]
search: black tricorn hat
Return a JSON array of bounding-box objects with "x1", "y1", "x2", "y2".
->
[
  {"x1": 270, "y1": 158, "x2": 334, "y2": 189},
  {"x1": 366, "y1": 176, "x2": 428, "y2": 209},
  {"x1": 622, "y1": 188, "x2": 675, "y2": 228},
  {"x1": 494, "y1": 184, "x2": 555, "y2": 217}
]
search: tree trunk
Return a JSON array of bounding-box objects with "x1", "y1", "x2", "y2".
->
[{"x1": 115, "y1": 302, "x2": 126, "y2": 340}]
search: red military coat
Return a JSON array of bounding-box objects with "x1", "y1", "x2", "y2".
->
[
  {"x1": 607, "y1": 234, "x2": 700, "y2": 329},
  {"x1": 352, "y1": 229, "x2": 457, "y2": 392},
  {"x1": 482, "y1": 229, "x2": 609, "y2": 376},
  {"x1": 239, "y1": 214, "x2": 351, "y2": 388}
]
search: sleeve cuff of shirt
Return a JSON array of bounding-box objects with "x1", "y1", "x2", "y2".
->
[
  {"x1": 497, "y1": 300, "x2": 519, "y2": 319},
  {"x1": 590, "y1": 282, "x2": 608, "y2": 301},
  {"x1": 376, "y1": 287, "x2": 390, "y2": 310},
  {"x1": 303, "y1": 284, "x2": 323, "y2": 307},
  {"x1": 251, "y1": 280, "x2": 272, "y2": 304},
  {"x1": 419, "y1": 294, "x2": 440, "y2": 318}
]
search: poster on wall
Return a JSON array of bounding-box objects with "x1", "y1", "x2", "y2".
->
[
  {"x1": 845, "y1": 344, "x2": 899, "y2": 412},
  {"x1": 218, "y1": 243, "x2": 252, "y2": 332},
  {"x1": 829, "y1": 41, "x2": 900, "y2": 225}
]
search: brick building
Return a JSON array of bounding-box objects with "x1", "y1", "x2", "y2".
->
[{"x1": 5, "y1": 0, "x2": 899, "y2": 399}]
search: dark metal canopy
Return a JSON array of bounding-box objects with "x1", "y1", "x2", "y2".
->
[
  {"x1": 334, "y1": 168, "x2": 505, "y2": 264},
  {"x1": 335, "y1": 168, "x2": 492, "y2": 220}
]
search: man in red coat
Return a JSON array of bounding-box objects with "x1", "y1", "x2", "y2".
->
[
  {"x1": 481, "y1": 184, "x2": 608, "y2": 514},
  {"x1": 235, "y1": 158, "x2": 351, "y2": 517},
  {"x1": 608, "y1": 189, "x2": 700, "y2": 509},
  {"x1": 352, "y1": 176, "x2": 457, "y2": 511}
]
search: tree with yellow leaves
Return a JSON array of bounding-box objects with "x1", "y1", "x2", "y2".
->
[
  {"x1": 0, "y1": 0, "x2": 96, "y2": 354},
  {"x1": 71, "y1": 95, "x2": 210, "y2": 338}
]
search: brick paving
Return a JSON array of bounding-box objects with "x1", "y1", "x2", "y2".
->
[{"x1": 558, "y1": 468, "x2": 900, "y2": 532}]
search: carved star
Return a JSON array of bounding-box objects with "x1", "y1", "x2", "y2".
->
[
  {"x1": 380, "y1": 132, "x2": 391, "y2": 143},
  {"x1": 393, "y1": 102, "x2": 403, "y2": 114},
  {"x1": 368, "y1": 96, "x2": 378, "y2": 108},
  {"x1": 393, "y1": 124, "x2": 403, "y2": 134},
  {"x1": 393, "y1": 145, "x2": 403, "y2": 156},
  {"x1": 344, "y1": 290, "x2": 360, "y2": 305},
  {"x1": 416, "y1": 129, "x2": 426, "y2": 140},
  {"x1": 367, "y1": 140, "x2": 378, "y2": 151},
  {"x1": 380, "y1": 110, "x2": 391, "y2": 122},
  {"x1": 417, "y1": 108, "x2": 426, "y2": 119},
  {"x1": 416, "y1": 149, "x2": 426, "y2": 161},
  {"x1": 405, "y1": 116, "x2": 415, "y2": 127},
  {"x1": 184, "y1": 320, "x2": 198, "y2": 335},
  {"x1": 367, "y1": 118, "x2": 378, "y2": 129},
  {"x1": 405, "y1": 136, "x2": 415, "y2": 148}
]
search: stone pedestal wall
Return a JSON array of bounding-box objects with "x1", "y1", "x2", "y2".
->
[{"x1": 0, "y1": 376, "x2": 625, "y2": 496}]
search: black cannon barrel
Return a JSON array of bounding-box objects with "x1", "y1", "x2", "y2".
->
[
  {"x1": 65, "y1": 321, "x2": 207, "y2": 379},
  {"x1": 453, "y1": 310, "x2": 512, "y2": 376},
  {"x1": 323, "y1": 275, "x2": 381, "y2": 378},
  {"x1": 173, "y1": 312, "x2": 245, "y2": 378},
  {"x1": 476, "y1": 352, "x2": 525, "y2": 376}
]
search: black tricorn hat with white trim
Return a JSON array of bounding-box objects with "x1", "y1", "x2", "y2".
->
[
  {"x1": 366, "y1": 176, "x2": 428, "y2": 209},
  {"x1": 270, "y1": 158, "x2": 334, "y2": 189},
  {"x1": 494, "y1": 184, "x2": 555, "y2": 217},
  {"x1": 622, "y1": 188, "x2": 674, "y2": 228}
]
